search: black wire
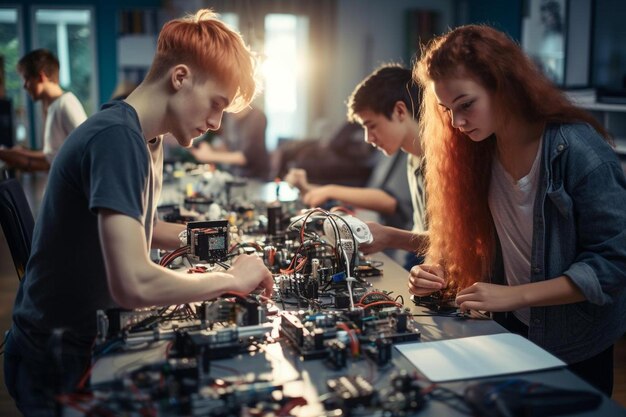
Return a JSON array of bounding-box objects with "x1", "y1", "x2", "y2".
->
[
  {"x1": 331, "y1": 214, "x2": 358, "y2": 271},
  {"x1": 216, "y1": 260, "x2": 231, "y2": 270}
]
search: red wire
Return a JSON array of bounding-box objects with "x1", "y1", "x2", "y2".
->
[
  {"x1": 355, "y1": 300, "x2": 403, "y2": 309},
  {"x1": 75, "y1": 362, "x2": 93, "y2": 390},
  {"x1": 278, "y1": 397, "x2": 308, "y2": 416},
  {"x1": 337, "y1": 322, "x2": 359, "y2": 356},
  {"x1": 359, "y1": 291, "x2": 393, "y2": 304}
]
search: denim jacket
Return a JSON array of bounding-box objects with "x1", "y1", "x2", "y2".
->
[{"x1": 492, "y1": 122, "x2": 626, "y2": 364}]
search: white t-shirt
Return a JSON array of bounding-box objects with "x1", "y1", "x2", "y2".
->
[
  {"x1": 407, "y1": 154, "x2": 427, "y2": 233},
  {"x1": 43, "y1": 92, "x2": 87, "y2": 163},
  {"x1": 488, "y1": 138, "x2": 543, "y2": 326}
]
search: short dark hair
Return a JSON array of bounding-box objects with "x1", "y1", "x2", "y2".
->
[
  {"x1": 347, "y1": 63, "x2": 420, "y2": 122},
  {"x1": 17, "y1": 49, "x2": 60, "y2": 82}
]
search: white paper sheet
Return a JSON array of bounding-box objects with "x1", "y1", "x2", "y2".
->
[{"x1": 395, "y1": 333, "x2": 566, "y2": 382}]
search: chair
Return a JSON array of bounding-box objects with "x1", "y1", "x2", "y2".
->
[{"x1": 0, "y1": 178, "x2": 35, "y2": 280}]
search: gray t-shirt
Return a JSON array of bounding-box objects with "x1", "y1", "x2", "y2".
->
[
  {"x1": 13, "y1": 100, "x2": 163, "y2": 345},
  {"x1": 367, "y1": 151, "x2": 413, "y2": 231}
]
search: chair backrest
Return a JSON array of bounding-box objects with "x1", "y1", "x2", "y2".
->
[{"x1": 0, "y1": 179, "x2": 35, "y2": 280}]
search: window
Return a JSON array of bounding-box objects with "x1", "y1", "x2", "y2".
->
[
  {"x1": 220, "y1": 13, "x2": 239, "y2": 30},
  {"x1": 263, "y1": 14, "x2": 309, "y2": 150},
  {"x1": 0, "y1": 7, "x2": 25, "y2": 144},
  {"x1": 32, "y1": 8, "x2": 96, "y2": 146}
]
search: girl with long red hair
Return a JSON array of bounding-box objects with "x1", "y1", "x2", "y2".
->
[{"x1": 411, "y1": 24, "x2": 626, "y2": 396}]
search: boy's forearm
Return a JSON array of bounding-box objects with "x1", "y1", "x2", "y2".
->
[
  {"x1": 100, "y1": 210, "x2": 237, "y2": 308},
  {"x1": 384, "y1": 226, "x2": 428, "y2": 253},
  {"x1": 204, "y1": 150, "x2": 247, "y2": 165},
  {"x1": 152, "y1": 220, "x2": 187, "y2": 250},
  {"x1": 332, "y1": 186, "x2": 397, "y2": 214},
  {"x1": 0, "y1": 148, "x2": 48, "y2": 171}
]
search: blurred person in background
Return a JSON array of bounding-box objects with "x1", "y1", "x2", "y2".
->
[
  {"x1": 0, "y1": 49, "x2": 86, "y2": 171},
  {"x1": 190, "y1": 105, "x2": 269, "y2": 180}
]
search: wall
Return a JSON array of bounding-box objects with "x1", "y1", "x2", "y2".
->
[
  {"x1": 9, "y1": 0, "x2": 161, "y2": 107},
  {"x1": 6, "y1": 0, "x2": 161, "y2": 147},
  {"x1": 455, "y1": 0, "x2": 626, "y2": 91},
  {"x1": 325, "y1": 0, "x2": 527, "y2": 132},
  {"x1": 325, "y1": 0, "x2": 455, "y2": 132},
  {"x1": 14, "y1": 0, "x2": 622, "y2": 137},
  {"x1": 460, "y1": 0, "x2": 523, "y2": 40}
]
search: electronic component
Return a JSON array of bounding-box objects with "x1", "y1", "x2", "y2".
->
[
  {"x1": 279, "y1": 308, "x2": 420, "y2": 364},
  {"x1": 186, "y1": 220, "x2": 229, "y2": 263},
  {"x1": 267, "y1": 203, "x2": 282, "y2": 237},
  {"x1": 411, "y1": 292, "x2": 457, "y2": 313},
  {"x1": 362, "y1": 337, "x2": 392, "y2": 366},
  {"x1": 196, "y1": 297, "x2": 266, "y2": 327},
  {"x1": 189, "y1": 380, "x2": 283, "y2": 417},
  {"x1": 184, "y1": 195, "x2": 214, "y2": 213},
  {"x1": 326, "y1": 340, "x2": 348, "y2": 369},
  {"x1": 322, "y1": 215, "x2": 373, "y2": 245},
  {"x1": 331, "y1": 292, "x2": 351, "y2": 309},
  {"x1": 158, "y1": 204, "x2": 198, "y2": 223},
  {"x1": 279, "y1": 312, "x2": 327, "y2": 360},
  {"x1": 171, "y1": 324, "x2": 270, "y2": 376},
  {"x1": 327, "y1": 375, "x2": 374, "y2": 409},
  {"x1": 379, "y1": 371, "x2": 426, "y2": 415},
  {"x1": 354, "y1": 264, "x2": 383, "y2": 278},
  {"x1": 96, "y1": 307, "x2": 162, "y2": 340}
]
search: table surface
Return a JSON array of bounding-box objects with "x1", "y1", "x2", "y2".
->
[
  {"x1": 84, "y1": 178, "x2": 626, "y2": 416},
  {"x1": 87, "y1": 252, "x2": 625, "y2": 416}
]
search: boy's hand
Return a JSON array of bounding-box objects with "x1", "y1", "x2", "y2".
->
[
  {"x1": 284, "y1": 168, "x2": 311, "y2": 193},
  {"x1": 189, "y1": 141, "x2": 215, "y2": 162},
  {"x1": 228, "y1": 254, "x2": 274, "y2": 297},
  {"x1": 302, "y1": 185, "x2": 336, "y2": 207},
  {"x1": 358, "y1": 221, "x2": 386, "y2": 254}
]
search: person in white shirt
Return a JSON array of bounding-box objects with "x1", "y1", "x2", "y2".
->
[{"x1": 0, "y1": 49, "x2": 87, "y2": 171}]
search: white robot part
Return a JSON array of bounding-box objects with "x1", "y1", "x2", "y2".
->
[{"x1": 323, "y1": 215, "x2": 373, "y2": 245}]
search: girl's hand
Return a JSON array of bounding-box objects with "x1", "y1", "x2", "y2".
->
[
  {"x1": 408, "y1": 264, "x2": 445, "y2": 296},
  {"x1": 455, "y1": 282, "x2": 525, "y2": 313}
]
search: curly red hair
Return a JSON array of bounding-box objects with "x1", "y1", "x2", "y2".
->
[{"x1": 413, "y1": 25, "x2": 609, "y2": 293}]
